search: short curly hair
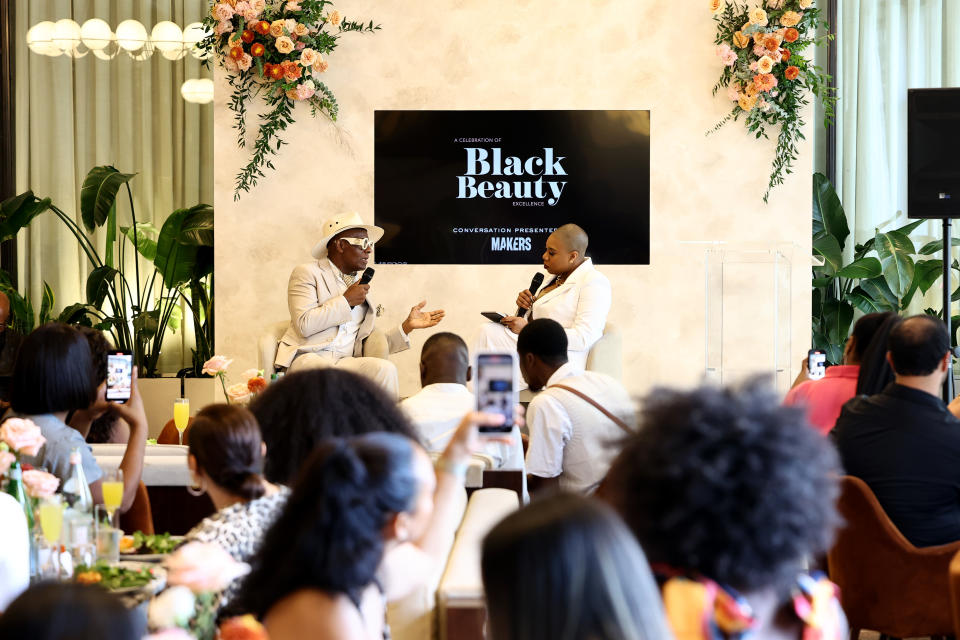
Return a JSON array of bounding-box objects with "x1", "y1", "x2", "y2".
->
[{"x1": 602, "y1": 380, "x2": 841, "y2": 592}]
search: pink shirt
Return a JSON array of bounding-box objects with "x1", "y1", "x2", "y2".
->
[{"x1": 784, "y1": 365, "x2": 860, "y2": 435}]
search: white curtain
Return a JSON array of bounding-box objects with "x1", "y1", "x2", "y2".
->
[
  {"x1": 13, "y1": 0, "x2": 213, "y2": 372},
  {"x1": 835, "y1": 0, "x2": 960, "y2": 259}
]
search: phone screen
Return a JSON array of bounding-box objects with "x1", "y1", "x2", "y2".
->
[
  {"x1": 475, "y1": 353, "x2": 515, "y2": 432},
  {"x1": 807, "y1": 349, "x2": 827, "y2": 380},
  {"x1": 105, "y1": 352, "x2": 133, "y2": 402}
]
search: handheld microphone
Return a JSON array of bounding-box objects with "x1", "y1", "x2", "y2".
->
[
  {"x1": 517, "y1": 272, "x2": 545, "y2": 318},
  {"x1": 358, "y1": 267, "x2": 375, "y2": 286}
]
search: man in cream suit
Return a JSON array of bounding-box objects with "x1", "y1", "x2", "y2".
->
[{"x1": 276, "y1": 212, "x2": 444, "y2": 398}]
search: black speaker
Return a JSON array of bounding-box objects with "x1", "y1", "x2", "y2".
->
[{"x1": 908, "y1": 87, "x2": 960, "y2": 219}]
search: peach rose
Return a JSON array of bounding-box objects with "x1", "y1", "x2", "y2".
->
[
  {"x1": 726, "y1": 83, "x2": 741, "y2": 101},
  {"x1": 165, "y1": 542, "x2": 250, "y2": 593},
  {"x1": 300, "y1": 47, "x2": 318, "y2": 67},
  {"x1": 748, "y1": 8, "x2": 768, "y2": 26},
  {"x1": 738, "y1": 93, "x2": 759, "y2": 112},
  {"x1": 710, "y1": 0, "x2": 723, "y2": 13},
  {"x1": 294, "y1": 23, "x2": 308, "y2": 37},
  {"x1": 754, "y1": 72, "x2": 778, "y2": 92},
  {"x1": 281, "y1": 60, "x2": 301, "y2": 80},
  {"x1": 0, "y1": 450, "x2": 14, "y2": 476},
  {"x1": 275, "y1": 35, "x2": 294, "y2": 54},
  {"x1": 215, "y1": 20, "x2": 234, "y2": 35},
  {"x1": 224, "y1": 56, "x2": 240, "y2": 72},
  {"x1": 0, "y1": 418, "x2": 46, "y2": 456},
  {"x1": 212, "y1": 3, "x2": 235, "y2": 21},
  {"x1": 767, "y1": 0, "x2": 785, "y2": 7},
  {"x1": 23, "y1": 469, "x2": 59, "y2": 498},
  {"x1": 798, "y1": 0, "x2": 813, "y2": 8},
  {"x1": 226, "y1": 382, "x2": 252, "y2": 405},
  {"x1": 313, "y1": 59, "x2": 329, "y2": 73},
  {"x1": 732, "y1": 30, "x2": 751, "y2": 48},
  {"x1": 286, "y1": 1, "x2": 302, "y2": 10},
  {"x1": 202, "y1": 355, "x2": 233, "y2": 376},
  {"x1": 242, "y1": 6, "x2": 260, "y2": 21},
  {"x1": 285, "y1": 19, "x2": 297, "y2": 31},
  {"x1": 328, "y1": 10, "x2": 342, "y2": 27},
  {"x1": 745, "y1": 81, "x2": 760, "y2": 96},
  {"x1": 251, "y1": 0, "x2": 266, "y2": 12},
  {"x1": 757, "y1": 55, "x2": 775, "y2": 73},
  {"x1": 784, "y1": 27, "x2": 799, "y2": 42},
  {"x1": 237, "y1": 53, "x2": 253, "y2": 71},
  {"x1": 780, "y1": 10, "x2": 802, "y2": 27},
  {"x1": 269, "y1": 20, "x2": 286, "y2": 37}
]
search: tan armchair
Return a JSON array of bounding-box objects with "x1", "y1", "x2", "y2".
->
[
  {"x1": 258, "y1": 320, "x2": 390, "y2": 376},
  {"x1": 827, "y1": 475, "x2": 960, "y2": 638}
]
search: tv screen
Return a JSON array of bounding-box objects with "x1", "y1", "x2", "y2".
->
[
  {"x1": 373, "y1": 110, "x2": 650, "y2": 264},
  {"x1": 908, "y1": 88, "x2": 960, "y2": 219}
]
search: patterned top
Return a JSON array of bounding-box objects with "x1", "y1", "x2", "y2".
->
[{"x1": 185, "y1": 486, "x2": 290, "y2": 604}]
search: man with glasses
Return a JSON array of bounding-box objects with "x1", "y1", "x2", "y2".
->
[{"x1": 276, "y1": 212, "x2": 444, "y2": 398}]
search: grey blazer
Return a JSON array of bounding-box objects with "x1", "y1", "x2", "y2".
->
[{"x1": 275, "y1": 258, "x2": 409, "y2": 368}]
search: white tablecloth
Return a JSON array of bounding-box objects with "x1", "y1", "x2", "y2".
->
[{"x1": 92, "y1": 444, "x2": 191, "y2": 486}]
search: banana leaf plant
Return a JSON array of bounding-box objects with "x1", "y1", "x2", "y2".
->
[
  {"x1": 812, "y1": 172, "x2": 956, "y2": 365},
  {"x1": 0, "y1": 166, "x2": 214, "y2": 376}
]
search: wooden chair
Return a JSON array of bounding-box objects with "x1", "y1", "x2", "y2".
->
[
  {"x1": 827, "y1": 475, "x2": 960, "y2": 639},
  {"x1": 157, "y1": 418, "x2": 193, "y2": 445},
  {"x1": 950, "y1": 550, "x2": 960, "y2": 638},
  {"x1": 118, "y1": 481, "x2": 154, "y2": 535}
]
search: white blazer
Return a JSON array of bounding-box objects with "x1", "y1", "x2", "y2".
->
[
  {"x1": 530, "y1": 257, "x2": 611, "y2": 353},
  {"x1": 275, "y1": 258, "x2": 408, "y2": 368}
]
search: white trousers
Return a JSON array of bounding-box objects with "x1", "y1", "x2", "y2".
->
[{"x1": 288, "y1": 352, "x2": 400, "y2": 400}]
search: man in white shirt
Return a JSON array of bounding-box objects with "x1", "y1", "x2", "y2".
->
[
  {"x1": 275, "y1": 212, "x2": 444, "y2": 399},
  {"x1": 519, "y1": 318, "x2": 635, "y2": 494},
  {"x1": 401, "y1": 333, "x2": 524, "y2": 469}
]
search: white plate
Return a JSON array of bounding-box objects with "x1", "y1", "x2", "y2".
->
[{"x1": 108, "y1": 562, "x2": 166, "y2": 595}]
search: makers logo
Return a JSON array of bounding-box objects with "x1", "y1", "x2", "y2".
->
[{"x1": 456, "y1": 147, "x2": 568, "y2": 206}]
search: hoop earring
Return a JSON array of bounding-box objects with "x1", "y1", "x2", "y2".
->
[{"x1": 187, "y1": 477, "x2": 206, "y2": 497}]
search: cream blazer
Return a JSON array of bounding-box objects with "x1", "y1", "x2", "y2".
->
[
  {"x1": 530, "y1": 258, "x2": 612, "y2": 352},
  {"x1": 275, "y1": 258, "x2": 409, "y2": 368}
]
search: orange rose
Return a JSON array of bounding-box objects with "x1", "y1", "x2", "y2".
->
[
  {"x1": 753, "y1": 73, "x2": 778, "y2": 92},
  {"x1": 785, "y1": 65, "x2": 800, "y2": 80},
  {"x1": 268, "y1": 64, "x2": 284, "y2": 80},
  {"x1": 254, "y1": 20, "x2": 270, "y2": 35},
  {"x1": 247, "y1": 377, "x2": 267, "y2": 393},
  {"x1": 241, "y1": 29, "x2": 254, "y2": 43},
  {"x1": 784, "y1": 27, "x2": 799, "y2": 42},
  {"x1": 250, "y1": 42, "x2": 265, "y2": 57},
  {"x1": 229, "y1": 46, "x2": 244, "y2": 60},
  {"x1": 781, "y1": 48, "x2": 791, "y2": 61},
  {"x1": 281, "y1": 60, "x2": 301, "y2": 81},
  {"x1": 732, "y1": 31, "x2": 750, "y2": 48}
]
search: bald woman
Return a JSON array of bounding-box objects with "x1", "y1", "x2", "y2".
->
[{"x1": 472, "y1": 224, "x2": 612, "y2": 381}]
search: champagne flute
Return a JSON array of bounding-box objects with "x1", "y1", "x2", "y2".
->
[
  {"x1": 174, "y1": 397, "x2": 190, "y2": 445},
  {"x1": 101, "y1": 468, "x2": 123, "y2": 529},
  {"x1": 38, "y1": 495, "x2": 64, "y2": 578}
]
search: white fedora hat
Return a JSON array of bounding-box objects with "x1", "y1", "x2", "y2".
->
[{"x1": 311, "y1": 212, "x2": 384, "y2": 259}]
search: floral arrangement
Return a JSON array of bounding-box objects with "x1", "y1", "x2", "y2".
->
[
  {"x1": 709, "y1": 0, "x2": 835, "y2": 201},
  {"x1": 146, "y1": 541, "x2": 252, "y2": 640},
  {"x1": 202, "y1": 356, "x2": 269, "y2": 405},
  {"x1": 0, "y1": 418, "x2": 58, "y2": 498},
  {"x1": 199, "y1": 0, "x2": 380, "y2": 200}
]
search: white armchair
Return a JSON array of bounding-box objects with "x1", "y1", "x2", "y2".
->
[{"x1": 258, "y1": 321, "x2": 391, "y2": 375}]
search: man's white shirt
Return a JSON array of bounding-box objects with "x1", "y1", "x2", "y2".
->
[
  {"x1": 401, "y1": 383, "x2": 525, "y2": 469},
  {"x1": 525, "y1": 362, "x2": 635, "y2": 493},
  {"x1": 327, "y1": 263, "x2": 367, "y2": 359}
]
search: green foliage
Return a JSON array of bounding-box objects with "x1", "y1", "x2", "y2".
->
[{"x1": 811, "y1": 172, "x2": 956, "y2": 363}]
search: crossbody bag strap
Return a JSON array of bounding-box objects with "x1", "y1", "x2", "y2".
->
[{"x1": 547, "y1": 384, "x2": 635, "y2": 435}]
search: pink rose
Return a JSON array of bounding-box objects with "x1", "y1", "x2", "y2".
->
[
  {"x1": 715, "y1": 43, "x2": 736, "y2": 66},
  {"x1": 251, "y1": 0, "x2": 266, "y2": 12},
  {"x1": 0, "y1": 450, "x2": 14, "y2": 475},
  {"x1": 226, "y1": 383, "x2": 252, "y2": 405},
  {"x1": 286, "y1": 1, "x2": 302, "y2": 11},
  {"x1": 234, "y1": 1, "x2": 251, "y2": 13},
  {"x1": 215, "y1": 20, "x2": 234, "y2": 36},
  {"x1": 202, "y1": 355, "x2": 233, "y2": 376},
  {"x1": 224, "y1": 56, "x2": 240, "y2": 72},
  {"x1": 242, "y1": 7, "x2": 260, "y2": 21},
  {"x1": 295, "y1": 41, "x2": 305, "y2": 50},
  {"x1": 212, "y1": 3, "x2": 235, "y2": 21},
  {"x1": 294, "y1": 80, "x2": 316, "y2": 101},
  {"x1": 165, "y1": 542, "x2": 250, "y2": 593},
  {"x1": 22, "y1": 469, "x2": 59, "y2": 498},
  {"x1": 726, "y1": 84, "x2": 740, "y2": 101},
  {"x1": 237, "y1": 53, "x2": 253, "y2": 71},
  {"x1": 285, "y1": 19, "x2": 297, "y2": 32},
  {"x1": 0, "y1": 418, "x2": 46, "y2": 456},
  {"x1": 749, "y1": 61, "x2": 758, "y2": 71}
]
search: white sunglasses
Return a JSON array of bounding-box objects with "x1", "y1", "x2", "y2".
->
[{"x1": 340, "y1": 237, "x2": 374, "y2": 251}]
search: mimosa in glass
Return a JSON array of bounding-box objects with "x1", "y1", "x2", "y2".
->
[
  {"x1": 38, "y1": 495, "x2": 64, "y2": 578},
  {"x1": 174, "y1": 398, "x2": 190, "y2": 445},
  {"x1": 102, "y1": 468, "x2": 123, "y2": 527}
]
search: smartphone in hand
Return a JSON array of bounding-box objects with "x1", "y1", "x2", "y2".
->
[
  {"x1": 105, "y1": 351, "x2": 134, "y2": 403},
  {"x1": 807, "y1": 348, "x2": 827, "y2": 380},
  {"x1": 474, "y1": 352, "x2": 516, "y2": 433}
]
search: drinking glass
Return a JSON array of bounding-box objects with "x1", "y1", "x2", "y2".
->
[
  {"x1": 67, "y1": 515, "x2": 96, "y2": 568},
  {"x1": 174, "y1": 398, "x2": 190, "y2": 445},
  {"x1": 101, "y1": 468, "x2": 123, "y2": 528},
  {"x1": 94, "y1": 504, "x2": 120, "y2": 565},
  {"x1": 38, "y1": 495, "x2": 64, "y2": 578}
]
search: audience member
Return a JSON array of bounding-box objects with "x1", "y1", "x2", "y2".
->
[
  {"x1": 400, "y1": 332, "x2": 524, "y2": 469},
  {"x1": 228, "y1": 432, "x2": 434, "y2": 639},
  {"x1": 10, "y1": 323, "x2": 146, "y2": 510},
  {"x1": 70, "y1": 327, "x2": 129, "y2": 444},
  {"x1": 0, "y1": 492, "x2": 29, "y2": 611},
  {"x1": 853, "y1": 312, "x2": 903, "y2": 396},
  {"x1": 601, "y1": 381, "x2": 846, "y2": 640},
  {"x1": 183, "y1": 404, "x2": 289, "y2": 606},
  {"x1": 482, "y1": 492, "x2": 672, "y2": 640},
  {"x1": 785, "y1": 312, "x2": 894, "y2": 434},
  {"x1": 518, "y1": 318, "x2": 634, "y2": 494},
  {"x1": 250, "y1": 368, "x2": 419, "y2": 486},
  {"x1": 0, "y1": 582, "x2": 142, "y2": 639},
  {"x1": 834, "y1": 314, "x2": 960, "y2": 547}
]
